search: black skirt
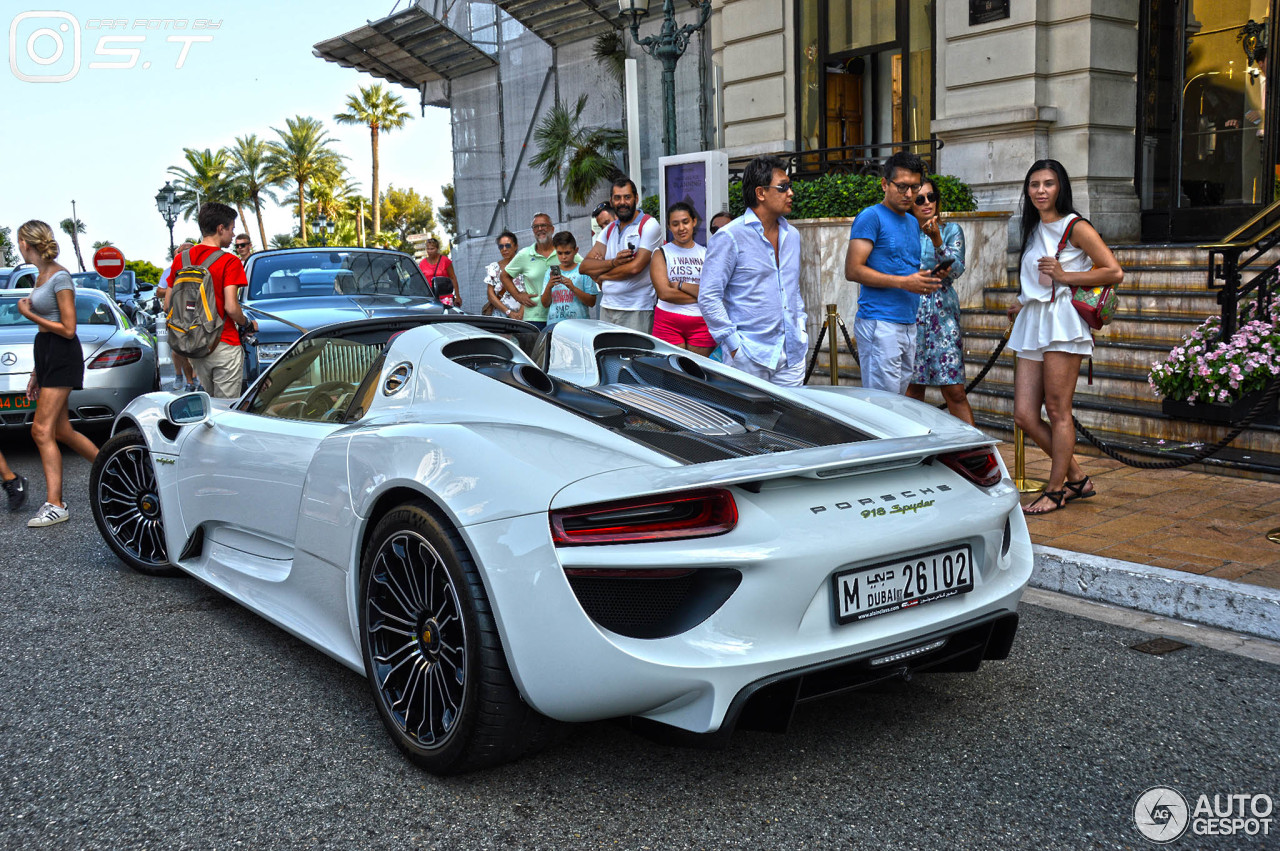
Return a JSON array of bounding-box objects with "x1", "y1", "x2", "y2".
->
[{"x1": 34, "y1": 331, "x2": 84, "y2": 390}]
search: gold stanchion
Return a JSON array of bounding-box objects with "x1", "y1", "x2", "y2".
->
[
  {"x1": 826, "y1": 304, "x2": 839, "y2": 386},
  {"x1": 1268, "y1": 528, "x2": 1280, "y2": 546},
  {"x1": 1013, "y1": 425, "x2": 1046, "y2": 493}
]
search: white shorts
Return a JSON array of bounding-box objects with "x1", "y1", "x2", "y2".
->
[
  {"x1": 853, "y1": 317, "x2": 916, "y2": 395},
  {"x1": 1013, "y1": 340, "x2": 1092, "y2": 362}
]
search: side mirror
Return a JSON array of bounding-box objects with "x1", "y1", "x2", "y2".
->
[
  {"x1": 432, "y1": 276, "x2": 454, "y2": 296},
  {"x1": 166, "y1": 391, "x2": 211, "y2": 426}
]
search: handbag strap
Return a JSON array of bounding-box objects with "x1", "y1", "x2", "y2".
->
[{"x1": 1051, "y1": 215, "x2": 1088, "y2": 301}]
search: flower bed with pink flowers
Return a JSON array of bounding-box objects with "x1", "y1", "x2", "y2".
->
[{"x1": 1149, "y1": 308, "x2": 1280, "y2": 406}]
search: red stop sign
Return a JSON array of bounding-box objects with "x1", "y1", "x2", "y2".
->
[{"x1": 93, "y1": 245, "x2": 126, "y2": 279}]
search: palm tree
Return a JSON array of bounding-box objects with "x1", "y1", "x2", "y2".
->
[
  {"x1": 264, "y1": 116, "x2": 346, "y2": 242},
  {"x1": 334, "y1": 83, "x2": 412, "y2": 239},
  {"x1": 167, "y1": 147, "x2": 232, "y2": 221},
  {"x1": 529, "y1": 94, "x2": 627, "y2": 207},
  {"x1": 438, "y1": 183, "x2": 457, "y2": 243},
  {"x1": 227, "y1": 134, "x2": 280, "y2": 250},
  {"x1": 59, "y1": 217, "x2": 87, "y2": 271},
  {"x1": 91, "y1": 239, "x2": 114, "y2": 250}
]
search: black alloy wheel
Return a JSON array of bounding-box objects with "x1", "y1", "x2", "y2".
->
[
  {"x1": 89, "y1": 429, "x2": 177, "y2": 576},
  {"x1": 359, "y1": 502, "x2": 557, "y2": 774}
]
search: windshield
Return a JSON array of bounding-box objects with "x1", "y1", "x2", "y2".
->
[
  {"x1": 247, "y1": 251, "x2": 437, "y2": 301},
  {"x1": 0, "y1": 294, "x2": 119, "y2": 327},
  {"x1": 72, "y1": 271, "x2": 136, "y2": 295}
]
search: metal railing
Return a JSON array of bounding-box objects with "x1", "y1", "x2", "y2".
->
[{"x1": 1201, "y1": 197, "x2": 1280, "y2": 340}]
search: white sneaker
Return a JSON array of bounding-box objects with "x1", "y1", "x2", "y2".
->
[{"x1": 28, "y1": 501, "x2": 69, "y2": 527}]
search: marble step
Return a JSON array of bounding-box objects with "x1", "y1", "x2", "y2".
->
[
  {"x1": 960, "y1": 383, "x2": 1280, "y2": 456},
  {"x1": 962, "y1": 309, "x2": 1202, "y2": 344},
  {"x1": 980, "y1": 287, "x2": 1219, "y2": 317},
  {"x1": 811, "y1": 329, "x2": 1179, "y2": 375},
  {"x1": 1094, "y1": 244, "x2": 1280, "y2": 267},
  {"x1": 963, "y1": 361, "x2": 1158, "y2": 407},
  {"x1": 972, "y1": 415, "x2": 1280, "y2": 481},
  {"x1": 805, "y1": 359, "x2": 1280, "y2": 458}
]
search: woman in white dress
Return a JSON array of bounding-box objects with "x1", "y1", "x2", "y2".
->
[{"x1": 1006, "y1": 160, "x2": 1123, "y2": 516}]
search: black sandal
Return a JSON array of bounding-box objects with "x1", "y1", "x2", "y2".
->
[
  {"x1": 1023, "y1": 489, "x2": 1068, "y2": 516},
  {"x1": 1064, "y1": 475, "x2": 1096, "y2": 502}
]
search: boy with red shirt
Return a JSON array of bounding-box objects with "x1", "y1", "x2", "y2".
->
[{"x1": 165, "y1": 203, "x2": 255, "y2": 398}]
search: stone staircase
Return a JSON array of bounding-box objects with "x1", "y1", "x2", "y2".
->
[{"x1": 809, "y1": 244, "x2": 1280, "y2": 479}]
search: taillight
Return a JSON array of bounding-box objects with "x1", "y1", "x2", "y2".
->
[
  {"x1": 550, "y1": 488, "x2": 738, "y2": 547},
  {"x1": 88, "y1": 347, "x2": 142, "y2": 369},
  {"x1": 938, "y1": 447, "x2": 1002, "y2": 488}
]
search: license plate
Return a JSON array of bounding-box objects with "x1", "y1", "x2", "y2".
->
[
  {"x1": 0, "y1": 393, "x2": 34, "y2": 412},
  {"x1": 834, "y1": 545, "x2": 974, "y2": 624}
]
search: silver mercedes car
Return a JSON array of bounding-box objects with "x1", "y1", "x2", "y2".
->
[{"x1": 0, "y1": 288, "x2": 158, "y2": 429}]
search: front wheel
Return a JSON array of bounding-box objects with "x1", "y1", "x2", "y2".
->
[
  {"x1": 90, "y1": 429, "x2": 177, "y2": 577},
  {"x1": 359, "y1": 502, "x2": 556, "y2": 774}
]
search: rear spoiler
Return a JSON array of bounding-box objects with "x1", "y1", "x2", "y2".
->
[{"x1": 551, "y1": 431, "x2": 999, "y2": 510}]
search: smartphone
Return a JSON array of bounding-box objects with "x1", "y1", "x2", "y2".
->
[
  {"x1": 627, "y1": 241, "x2": 635, "y2": 252},
  {"x1": 930, "y1": 257, "x2": 956, "y2": 276}
]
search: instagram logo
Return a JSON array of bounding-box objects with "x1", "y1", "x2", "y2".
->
[{"x1": 9, "y1": 11, "x2": 81, "y2": 82}]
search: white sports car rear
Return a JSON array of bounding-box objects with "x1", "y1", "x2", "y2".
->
[{"x1": 89, "y1": 315, "x2": 1032, "y2": 774}]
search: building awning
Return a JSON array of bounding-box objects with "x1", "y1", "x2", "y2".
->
[
  {"x1": 492, "y1": 0, "x2": 620, "y2": 47},
  {"x1": 313, "y1": 5, "x2": 497, "y2": 92}
]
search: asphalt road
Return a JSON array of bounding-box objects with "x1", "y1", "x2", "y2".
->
[{"x1": 1, "y1": 437, "x2": 1277, "y2": 850}]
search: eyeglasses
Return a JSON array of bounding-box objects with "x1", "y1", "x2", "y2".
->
[
  {"x1": 913, "y1": 192, "x2": 940, "y2": 205},
  {"x1": 889, "y1": 180, "x2": 921, "y2": 194},
  {"x1": 532, "y1": 222, "x2": 553, "y2": 230},
  {"x1": 768, "y1": 182, "x2": 793, "y2": 194}
]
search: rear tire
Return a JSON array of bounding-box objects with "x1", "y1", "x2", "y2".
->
[
  {"x1": 89, "y1": 429, "x2": 178, "y2": 577},
  {"x1": 359, "y1": 501, "x2": 557, "y2": 774}
]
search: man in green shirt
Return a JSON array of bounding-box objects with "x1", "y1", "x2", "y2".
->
[{"x1": 500, "y1": 212, "x2": 580, "y2": 329}]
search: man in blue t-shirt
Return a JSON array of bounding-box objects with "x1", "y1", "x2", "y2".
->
[{"x1": 844, "y1": 152, "x2": 942, "y2": 394}]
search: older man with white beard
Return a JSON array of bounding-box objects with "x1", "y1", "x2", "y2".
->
[{"x1": 501, "y1": 212, "x2": 578, "y2": 330}]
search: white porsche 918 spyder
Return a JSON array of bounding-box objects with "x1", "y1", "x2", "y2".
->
[{"x1": 89, "y1": 315, "x2": 1033, "y2": 774}]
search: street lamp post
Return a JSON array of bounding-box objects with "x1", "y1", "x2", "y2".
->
[
  {"x1": 155, "y1": 181, "x2": 179, "y2": 255},
  {"x1": 619, "y1": 0, "x2": 712, "y2": 157},
  {"x1": 314, "y1": 213, "x2": 332, "y2": 247}
]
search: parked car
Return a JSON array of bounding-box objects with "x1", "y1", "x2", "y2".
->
[
  {"x1": 71, "y1": 270, "x2": 155, "y2": 323},
  {"x1": 0, "y1": 288, "x2": 158, "y2": 428},
  {"x1": 240, "y1": 247, "x2": 458, "y2": 377},
  {"x1": 0, "y1": 264, "x2": 38, "y2": 290},
  {"x1": 88, "y1": 314, "x2": 1032, "y2": 775}
]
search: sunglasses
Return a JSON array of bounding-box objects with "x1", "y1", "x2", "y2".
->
[
  {"x1": 768, "y1": 182, "x2": 793, "y2": 194},
  {"x1": 498, "y1": 242, "x2": 515, "y2": 249},
  {"x1": 235, "y1": 243, "x2": 250, "y2": 248},
  {"x1": 913, "y1": 192, "x2": 940, "y2": 205}
]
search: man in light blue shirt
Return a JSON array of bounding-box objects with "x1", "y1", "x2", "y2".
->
[
  {"x1": 845, "y1": 151, "x2": 942, "y2": 394},
  {"x1": 699, "y1": 156, "x2": 809, "y2": 387}
]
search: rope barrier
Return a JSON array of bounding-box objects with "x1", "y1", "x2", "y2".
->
[
  {"x1": 1072, "y1": 377, "x2": 1280, "y2": 470},
  {"x1": 797, "y1": 306, "x2": 1270, "y2": 474}
]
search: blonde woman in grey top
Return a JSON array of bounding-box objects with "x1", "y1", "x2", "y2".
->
[{"x1": 15, "y1": 220, "x2": 99, "y2": 528}]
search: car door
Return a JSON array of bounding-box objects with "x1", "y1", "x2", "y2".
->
[{"x1": 173, "y1": 334, "x2": 383, "y2": 562}]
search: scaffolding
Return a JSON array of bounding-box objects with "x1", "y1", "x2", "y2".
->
[{"x1": 316, "y1": 0, "x2": 711, "y2": 310}]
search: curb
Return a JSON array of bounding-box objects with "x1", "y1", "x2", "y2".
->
[{"x1": 1029, "y1": 545, "x2": 1280, "y2": 643}]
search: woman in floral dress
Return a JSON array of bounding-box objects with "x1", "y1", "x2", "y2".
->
[{"x1": 905, "y1": 178, "x2": 974, "y2": 425}]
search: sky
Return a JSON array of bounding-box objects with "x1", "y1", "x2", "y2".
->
[{"x1": 1, "y1": 1, "x2": 453, "y2": 269}]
